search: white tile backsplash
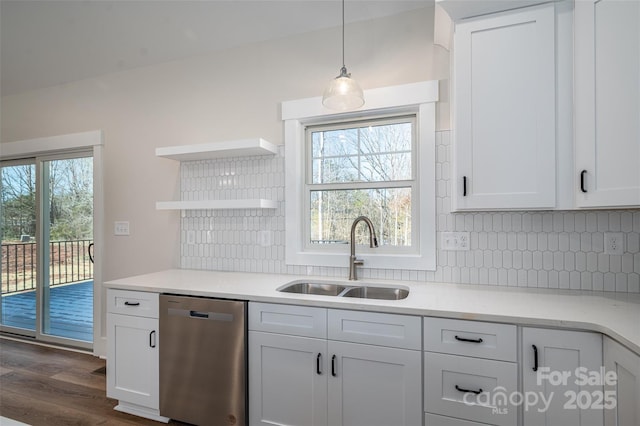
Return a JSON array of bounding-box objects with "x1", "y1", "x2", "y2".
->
[{"x1": 180, "y1": 132, "x2": 640, "y2": 293}]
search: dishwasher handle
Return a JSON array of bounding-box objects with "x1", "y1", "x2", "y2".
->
[{"x1": 167, "y1": 307, "x2": 234, "y2": 322}]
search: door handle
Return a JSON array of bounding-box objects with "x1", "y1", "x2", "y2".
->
[
  {"x1": 463, "y1": 176, "x2": 468, "y2": 196},
  {"x1": 580, "y1": 170, "x2": 587, "y2": 193},
  {"x1": 124, "y1": 301, "x2": 140, "y2": 306},
  {"x1": 316, "y1": 353, "x2": 322, "y2": 375},
  {"x1": 454, "y1": 335, "x2": 484, "y2": 344},
  {"x1": 532, "y1": 344, "x2": 539, "y2": 372},
  {"x1": 331, "y1": 355, "x2": 337, "y2": 377},
  {"x1": 149, "y1": 330, "x2": 156, "y2": 348},
  {"x1": 455, "y1": 384, "x2": 483, "y2": 395}
]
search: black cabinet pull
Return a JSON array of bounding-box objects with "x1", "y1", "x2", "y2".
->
[
  {"x1": 455, "y1": 335, "x2": 484, "y2": 344},
  {"x1": 331, "y1": 355, "x2": 337, "y2": 377},
  {"x1": 463, "y1": 176, "x2": 468, "y2": 196},
  {"x1": 316, "y1": 353, "x2": 322, "y2": 375},
  {"x1": 124, "y1": 301, "x2": 140, "y2": 306},
  {"x1": 580, "y1": 170, "x2": 587, "y2": 193},
  {"x1": 189, "y1": 310, "x2": 209, "y2": 319},
  {"x1": 532, "y1": 344, "x2": 539, "y2": 371},
  {"x1": 455, "y1": 385, "x2": 483, "y2": 395},
  {"x1": 149, "y1": 330, "x2": 156, "y2": 348}
]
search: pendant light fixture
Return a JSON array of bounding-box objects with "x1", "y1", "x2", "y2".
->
[{"x1": 322, "y1": 0, "x2": 364, "y2": 111}]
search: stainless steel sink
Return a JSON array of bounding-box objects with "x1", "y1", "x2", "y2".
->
[
  {"x1": 341, "y1": 286, "x2": 409, "y2": 300},
  {"x1": 278, "y1": 281, "x2": 409, "y2": 300},
  {"x1": 278, "y1": 282, "x2": 347, "y2": 296}
]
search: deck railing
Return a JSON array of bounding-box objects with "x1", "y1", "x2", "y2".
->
[{"x1": 1, "y1": 239, "x2": 93, "y2": 295}]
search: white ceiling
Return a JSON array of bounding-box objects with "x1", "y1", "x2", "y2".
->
[{"x1": 1, "y1": 0, "x2": 431, "y2": 96}]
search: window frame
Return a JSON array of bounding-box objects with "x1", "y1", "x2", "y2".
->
[
  {"x1": 282, "y1": 81, "x2": 438, "y2": 271},
  {"x1": 303, "y1": 114, "x2": 419, "y2": 255}
]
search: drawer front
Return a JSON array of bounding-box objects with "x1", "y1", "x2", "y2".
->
[
  {"x1": 249, "y1": 302, "x2": 327, "y2": 339},
  {"x1": 424, "y1": 317, "x2": 516, "y2": 362},
  {"x1": 107, "y1": 289, "x2": 158, "y2": 318},
  {"x1": 425, "y1": 413, "x2": 494, "y2": 426},
  {"x1": 424, "y1": 352, "x2": 517, "y2": 426},
  {"x1": 328, "y1": 309, "x2": 421, "y2": 350}
]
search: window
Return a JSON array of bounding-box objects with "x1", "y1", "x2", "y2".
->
[
  {"x1": 306, "y1": 116, "x2": 417, "y2": 253},
  {"x1": 283, "y1": 81, "x2": 437, "y2": 271}
]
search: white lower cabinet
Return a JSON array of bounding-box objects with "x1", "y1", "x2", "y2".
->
[
  {"x1": 423, "y1": 318, "x2": 518, "y2": 426},
  {"x1": 522, "y1": 327, "x2": 603, "y2": 426},
  {"x1": 106, "y1": 289, "x2": 168, "y2": 423},
  {"x1": 248, "y1": 302, "x2": 422, "y2": 426},
  {"x1": 425, "y1": 412, "x2": 494, "y2": 426},
  {"x1": 603, "y1": 337, "x2": 640, "y2": 426},
  {"x1": 249, "y1": 331, "x2": 327, "y2": 426},
  {"x1": 328, "y1": 340, "x2": 422, "y2": 426}
]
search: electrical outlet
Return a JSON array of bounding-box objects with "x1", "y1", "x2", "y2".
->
[
  {"x1": 441, "y1": 232, "x2": 470, "y2": 251},
  {"x1": 604, "y1": 232, "x2": 624, "y2": 255},
  {"x1": 114, "y1": 221, "x2": 130, "y2": 236}
]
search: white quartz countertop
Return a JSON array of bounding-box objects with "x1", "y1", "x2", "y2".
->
[{"x1": 105, "y1": 269, "x2": 640, "y2": 354}]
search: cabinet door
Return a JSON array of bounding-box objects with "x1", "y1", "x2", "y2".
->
[
  {"x1": 424, "y1": 352, "x2": 517, "y2": 426},
  {"x1": 522, "y1": 328, "x2": 603, "y2": 426},
  {"x1": 452, "y1": 5, "x2": 556, "y2": 210},
  {"x1": 604, "y1": 337, "x2": 640, "y2": 426},
  {"x1": 106, "y1": 314, "x2": 159, "y2": 409},
  {"x1": 327, "y1": 341, "x2": 422, "y2": 426},
  {"x1": 575, "y1": 0, "x2": 640, "y2": 207},
  {"x1": 249, "y1": 331, "x2": 328, "y2": 426}
]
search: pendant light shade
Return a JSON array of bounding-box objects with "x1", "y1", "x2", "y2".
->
[
  {"x1": 322, "y1": 66, "x2": 364, "y2": 111},
  {"x1": 322, "y1": 0, "x2": 364, "y2": 111}
]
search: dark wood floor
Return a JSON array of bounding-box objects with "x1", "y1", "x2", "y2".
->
[{"x1": 0, "y1": 337, "x2": 186, "y2": 426}]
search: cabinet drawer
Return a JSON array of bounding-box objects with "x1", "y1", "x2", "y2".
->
[
  {"x1": 328, "y1": 310, "x2": 421, "y2": 350},
  {"x1": 424, "y1": 317, "x2": 516, "y2": 362},
  {"x1": 107, "y1": 289, "x2": 158, "y2": 318},
  {"x1": 424, "y1": 352, "x2": 517, "y2": 426},
  {"x1": 249, "y1": 302, "x2": 326, "y2": 339},
  {"x1": 425, "y1": 413, "x2": 493, "y2": 426}
]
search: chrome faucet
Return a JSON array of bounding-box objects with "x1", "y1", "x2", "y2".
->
[{"x1": 349, "y1": 216, "x2": 379, "y2": 280}]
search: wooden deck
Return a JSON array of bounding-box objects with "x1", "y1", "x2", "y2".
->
[{"x1": 1, "y1": 281, "x2": 93, "y2": 342}]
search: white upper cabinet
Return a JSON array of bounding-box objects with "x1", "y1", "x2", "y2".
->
[
  {"x1": 574, "y1": 0, "x2": 640, "y2": 208},
  {"x1": 452, "y1": 4, "x2": 556, "y2": 210},
  {"x1": 436, "y1": 0, "x2": 553, "y2": 21}
]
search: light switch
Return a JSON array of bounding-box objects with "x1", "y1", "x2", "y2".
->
[{"x1": 114, "y1": 221, "x2": 130, "y2": 236}]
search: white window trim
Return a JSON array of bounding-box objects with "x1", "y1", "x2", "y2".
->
[{"x1": 283, "y1": 81, "x2": 438, "y2": 271}]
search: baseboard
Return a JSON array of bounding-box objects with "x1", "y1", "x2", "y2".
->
[{"x1": 114, "y1": 401, "x2": 170, "y2": 423}]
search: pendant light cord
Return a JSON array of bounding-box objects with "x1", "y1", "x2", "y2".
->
[{"x1": 341, "y1": 0, "x2": 345, "y2": 68}]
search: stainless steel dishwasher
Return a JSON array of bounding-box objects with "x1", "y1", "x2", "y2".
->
[{"x1": 159, "y1": 294, "x2": 247, "y2": 426}]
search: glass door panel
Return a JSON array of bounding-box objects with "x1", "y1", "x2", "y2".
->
[
  {"x1": 41, "y1": 156, "x2": 93, "y2": 342},
  {"x1": 0, "y1": 161, "x2": 37, "y2": 333}
]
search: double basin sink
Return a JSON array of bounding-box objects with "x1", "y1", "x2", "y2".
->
[{"x1": 278, "y1": 281, "x2": 409, "y2": 300}]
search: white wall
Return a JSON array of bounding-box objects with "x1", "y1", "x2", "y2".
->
[{"x1": 1, "y1": 6, "x2": 449, "y2": 283}]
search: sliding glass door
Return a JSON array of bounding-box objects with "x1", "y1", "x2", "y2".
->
[
  {"x1": 0, "y1": 153, "x2": 93, "y2": 346},
  {"x1": 1, "y1": 160, "x2": 37, "y2": 332}
]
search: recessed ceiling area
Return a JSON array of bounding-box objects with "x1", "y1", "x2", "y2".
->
[{"x1": 1, "y1": 0, "x2": 432, "y2": 96}]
